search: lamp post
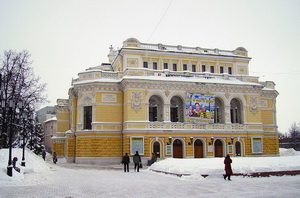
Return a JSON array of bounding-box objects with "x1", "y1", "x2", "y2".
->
[
  {"x1": 7, "y1": 100, "x2": 14, "y2": 177},
  {"x1": 188, "y1": 137, "x2": 194, "y2": 145},
  {"x1": 20, "y1": 108, "x2": 33, "y2": 167}
]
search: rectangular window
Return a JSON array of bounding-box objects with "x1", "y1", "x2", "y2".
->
[
  {"x1": 153, "y1": 62, "x2": 157, "y2": 70},
  {"x1": 183, "y1": 64, "x2": 187, "y2": 71},
  {"x1": 202, "y1": 65, "x2": 206, "y2": 72},
  {"x1": 143, "y1": 62, "x2": 148, "y2": 68},
  {"x1": 210, "y1": 66, "x2": 214, "y2": 73},
  {"x1": 130, "y1": 137, "x2": 144, "y2": 155},
  {"x1": 228, "y1": 67, "x2": 232, "y2": 74},
  {"x1": 171, "y1": 107, "x2": 178, "y2": 122},
  {"x1": 84, "y1": 106, "x2": 92, "y2": 130},
  {"x1": 149, "y1": 106, "x2": 157, "y2": 122},
  {"x1": 173, "y1": 63, "x2": 177, "y2": 71},
  {"x1": 252, "y1": 138, "x2": 263, "y2": 153},
  {"x1": 163, "y1": 63, "x2": 168, "y2": 69},
  {"x1": 192, "y1": 65, "x2": 196, "y2": 72},
  {"x1": 220, "y1": 66, "x2": 224, "y2": 74}
]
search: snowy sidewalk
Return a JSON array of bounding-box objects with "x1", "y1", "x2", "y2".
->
[{"x1": 1, "y1": 148, "x2": 300, "y2": 198}]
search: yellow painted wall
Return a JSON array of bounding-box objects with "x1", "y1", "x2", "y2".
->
[
  {"x1": 95, "y1": 105, "x2": 122, "y2": 122},
  {"x1": 123, "y1": 89, "x2": 147, "y2": 121},
  {"x1": 76, "y1": 136, "x2": 122, "y2": 157},
  {"x1": 57, "y1": 121, "x2": 70, "y2": 132},
  {"x1": 261, "y1": 110, "x2": 274, "y2": 125},
  {"x1": 52, "y1": 142, "x2": 65, "y2": 157}
]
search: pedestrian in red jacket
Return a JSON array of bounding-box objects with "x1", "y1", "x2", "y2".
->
[{"x1": 224, "y1": 154, "x2": 233, "y2": 180}]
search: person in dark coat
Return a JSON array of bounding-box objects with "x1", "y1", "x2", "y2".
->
[
  {"x1": 224, "y1": 154, "x2": 233, "y2": 180},
  {"x1": 42, "y1": 150, "x2": 46, "y2": 161},
  {"x1": 133, "y1": 151, "x2": 141, "y2": 172},
  {"x1": 151, "y1": 152, "x2": 157, "y2": 164},
  {"x1": 122, "y1": 153, "x2": 130, "y2": 172},
  {"x1": 53, "y1": 152, "x2": 57, "y2": 164},
  {"x1": 12, "y1": 157, "x2": 20, "y2": 172}
]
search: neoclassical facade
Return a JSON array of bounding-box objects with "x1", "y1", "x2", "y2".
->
[{"x1": 52, "y1": 38, "x2": 279, "y2": 164}]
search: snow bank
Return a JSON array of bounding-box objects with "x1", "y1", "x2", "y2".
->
[
  {"x1": 280, "y1": 148, "x2": 300, "y2": 156},
  {"x1": 149, "y1": 148, "x2": 300, "y2": 177},
  {"x1": 0, "y1": 148, "x2": 51, "y2": 186}
]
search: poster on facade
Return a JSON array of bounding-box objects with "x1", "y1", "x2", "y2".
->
[
  {"x1": 165, "y1": 145, "x2": 172, "y2": 155},
  {"x1": 131, "y1": 137, "x2": 144, "y2": 155},
  {"x1": 186, "y1": 93, "x2": 215, "y2": 124}
]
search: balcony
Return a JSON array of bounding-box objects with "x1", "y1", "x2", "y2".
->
[{"x1": 125, "y1": 121, "x2": 246, "y2": 132}]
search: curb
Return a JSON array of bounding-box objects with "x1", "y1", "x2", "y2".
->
[{"x1": 150, "y1": 169, "x2": 300, "y2": 178}]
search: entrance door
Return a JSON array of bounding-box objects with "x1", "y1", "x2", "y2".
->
[
  {"x1": 214, "y1": 139, "x2": 223, "y2": 157},
  {"x1": 153, "y1": 141, "x2": 160, "y2": 158},
  {"x1": 235, "y1": 141, "x2": 241, "y2": 156},
  {"x1": 173, "y1": 139, "x2": 183, "y2": 158},
  {"x1": 194, "y1": 139, "x2": 203, "y2": 158}
]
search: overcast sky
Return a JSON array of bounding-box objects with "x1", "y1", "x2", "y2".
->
[{"x1": 1, "y1": 0, "x2": 299, "y2": 134}]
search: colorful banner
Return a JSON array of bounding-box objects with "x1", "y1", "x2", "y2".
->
[{"x1": 186, "y1": 93, "x2": 215, "y2": 124}]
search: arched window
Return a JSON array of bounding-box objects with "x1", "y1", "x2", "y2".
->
[
  {"x1": 230, "y1": 98, "x2": 242, "y2": 124},
  {"x1": 149, "y1": 95, "x2": 163, "y2": 122},
  {"x1": 214, "y1": 98, "x2": 224, "y2": 123},
  {"x1": 170, "y1": 96, "x2": 184, "y2": 122}
]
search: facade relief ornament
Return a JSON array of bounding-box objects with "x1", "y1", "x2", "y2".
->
[
  {"x1": 250, "y1": 96, "x2": 259, "y2": 115},
  {"x1": 131, "y1": 91, "x2": 142, "y2": 112},
  {"x1": 225, "y1": 92, "x2": 230, "y2": 99}
]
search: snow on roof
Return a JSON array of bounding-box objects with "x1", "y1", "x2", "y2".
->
[
  {"x1": 72, "y1": 74, "x2": 262, "y2": 87},
  {"x1": 44, "y1": 117, "x2": 57, "y2": 123}
]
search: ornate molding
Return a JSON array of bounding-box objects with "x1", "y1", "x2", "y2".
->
[
  {"x1": 131, "y1": 91, "x2": 142, "y2": 112},
  {"x1": 250, "y1": 96, "x2": 259, "y2": 115}
]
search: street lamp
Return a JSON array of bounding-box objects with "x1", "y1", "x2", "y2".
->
[
  {"x1": 7, "y1": 99, "x2": 15, "y2": 177},
  {"x1": 188, "y1": 137, "x2": 194, "y2": 145}
]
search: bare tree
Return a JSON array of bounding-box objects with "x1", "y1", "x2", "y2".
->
[
  {"x1": 288, "y1": 122, "x2": 300, "y2": 138},
  {"x1": 0, "y1": 50, "x2": 47, "y2": 148}
]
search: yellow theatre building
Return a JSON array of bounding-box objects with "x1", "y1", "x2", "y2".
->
[{"x1": 52, "y1": 38, "x2": 279, "y2": 164}]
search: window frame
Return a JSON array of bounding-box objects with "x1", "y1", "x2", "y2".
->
[{"x1": 83, "y1": 106, "x2": 92, "y2": 130}]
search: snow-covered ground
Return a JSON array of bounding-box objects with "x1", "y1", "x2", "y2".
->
[{"x1": 0, "y1": 148, "x2": 300, "y2": 198}]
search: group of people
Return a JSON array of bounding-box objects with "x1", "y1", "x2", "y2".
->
[
  {"x1": 42, "y1": 150, "x2": 58, "y2": 164},
  {"x1": 46, "y1": 149, "x2": 234, "y2": 180},
  {"x1": 187, "y1": 103, "x2": 209, "y2": 117},
  {"x1": 122, "y1": 151, "x2": 149, "y2": 172}
]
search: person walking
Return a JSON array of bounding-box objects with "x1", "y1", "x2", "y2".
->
[
  {"x1": 42, "y1": 150, "x2": 46, "y2": 161},
  {"x1": 122, "y1": 153, "x2": 130, "y2": 172},
  {"x1": 151, "y1": 152, "x2": 157, "y2": 164},
  {"x1": 133, "y1": 151, "x2": 141, "y2": 172},
  {"x1": 224, "y1": 154, "x2": 233, "y2": 180},
  {"x1": 53, "y1": 152, "x2": 57, "y2": 164}
]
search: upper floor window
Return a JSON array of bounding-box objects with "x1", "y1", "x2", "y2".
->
[
  {"x1": 170, "y1": 96, "x2": 184, "y2": 122},
  {"x1": 220, "y1": 66, "x2": 224, "y2": 74},
  {"x1": 228, "y1": 67, "x2": 232, "y2": 74},
  {"x1": 149, "y1": 95, "x2": 163, "y2": 122},
  {"x1": 210, "y1": 66, "x2": 215, "y2": 73},
  {"x1": 153, "y1": 62, "x2": 158, "y2": 70},
  {"x1": 202, "y1": 65, "x2": 206, "y2": 72},
  {"x1": 84, "y1": 106, "x2": 92, "y2": 129},
  {"x1": 214, "y1": 98, "x2": 224, "y2": 123},
  {"x1": 183, "y1": 64, "x2": 187, "y2": 71},
  {"x1": 164, "y1": 63, "x2": 168, "y2": 69},
  {"x1": 230, "y1": 99, "x2": 242, "y2": 124},
  {"x1": 192, "y1": 65, "x2": 196, "y2": 72},
  {"x1": 143, "y1": 62, "x2": 148, "y2": 68},
  {"x1": 173, "y1": 63, "x2": 177, "y2": 71}
]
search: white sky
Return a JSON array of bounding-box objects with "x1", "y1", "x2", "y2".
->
[{"x1": 1, "y1": 0, "x2": 299, "y2": 134}]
